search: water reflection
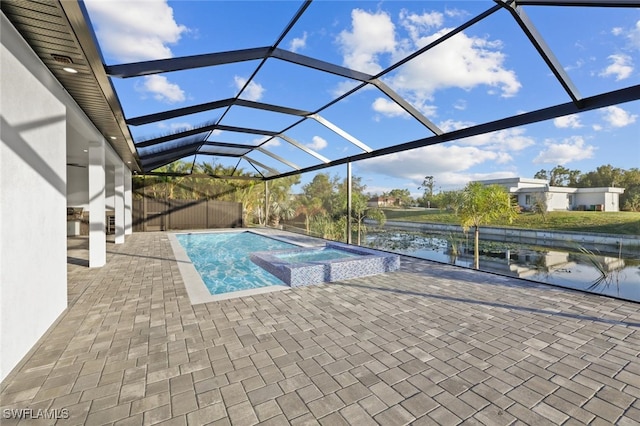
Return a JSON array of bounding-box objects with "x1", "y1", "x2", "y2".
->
[{"x1": 365, "y1": 230, "x2": 640, "y2": 302}]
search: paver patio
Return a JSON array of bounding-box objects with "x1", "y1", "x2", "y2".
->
[{"x1": 1, "y1": 231, "x2": 639, "y2": 425}]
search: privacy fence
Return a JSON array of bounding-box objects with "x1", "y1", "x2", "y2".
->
[{"x1": 132, "y1": 198, "x2": 243, "y2": 232}]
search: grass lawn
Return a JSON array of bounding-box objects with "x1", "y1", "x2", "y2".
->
[{"x1": 381, "y1": 208, "x2": 640, "y2": 236}]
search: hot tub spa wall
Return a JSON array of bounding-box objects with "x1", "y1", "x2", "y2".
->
[{"x1": 250, "y1": 242, "x2": 400, "y2": 287}]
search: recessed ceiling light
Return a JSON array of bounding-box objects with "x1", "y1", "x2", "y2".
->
[
  {"x1": 83, "y1": 149, "x2": 88, "y2": 153},
  {"x1": 62, "y1": 67, "x2": 78, "y2": 74},
  {"x1": 127, "y1": 161, "x2": 131, "y2": 164},
  {"x1": 110, "y1": 136, "x2": 117, "y2": 140}
]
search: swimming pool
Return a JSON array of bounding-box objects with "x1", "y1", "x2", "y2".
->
[
  {"x1": 175, "y1": 231, "x2": 297, "y2": 295},
  {"x1": 170, "y1": 230, "x2": 401, "y2": 303}
]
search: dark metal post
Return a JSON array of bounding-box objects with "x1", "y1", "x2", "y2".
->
[
  {"x1": 264, "y1": 180, "x2": 269, "y2": 226},
  {"x1": 142, "y1": 175, "x2": 147, "y2": 232},
  {"x1": 347, "y1": 162, "x2": 352, "y2": 244}
]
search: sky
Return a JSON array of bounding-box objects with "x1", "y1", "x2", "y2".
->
[{"x1": 83, "y1": 0, "x2": 640, "y2": 198}]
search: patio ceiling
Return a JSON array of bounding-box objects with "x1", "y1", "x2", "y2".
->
[
  {"x1": 2, "y1": 0, "x2": 639, "y2": 180},
  {"x1": 1, "y1": 0, "x2": 140, "y2": 171}
]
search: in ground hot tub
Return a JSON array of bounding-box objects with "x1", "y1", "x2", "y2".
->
[{"x1": 250, "y1": 242, "x2": 400, "y2": 287}]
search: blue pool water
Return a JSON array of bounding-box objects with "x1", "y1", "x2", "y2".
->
[
  {"x1": 176, "y1": 231, "x2": 296, "y2": 294},
  {"x1": 274, "y1": 248, "x2": 359, "y2": 263}
]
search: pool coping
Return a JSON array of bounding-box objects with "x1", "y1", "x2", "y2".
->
[{"x1": 167, "y1": 228, "x2": 324, "y2": 304}]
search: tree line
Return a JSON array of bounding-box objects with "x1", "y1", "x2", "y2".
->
[
  {"x1": 373, "y1": 165, "x2": 639, "y2": 212},
  {"x1": 132, "y1": 161, "x2": 386, "y2": 243}
]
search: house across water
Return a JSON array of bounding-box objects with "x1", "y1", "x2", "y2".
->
[
  {"x1": 477, "y1": 177, "x2": 625, "y2": 212},
  {"x1": 367, "y1": 196, "x2": 400, "y2": 207}
]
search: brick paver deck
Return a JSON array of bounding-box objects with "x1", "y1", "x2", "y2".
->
[{"x1": 1, "y1": 231, "x2": 639, "y2": 425}]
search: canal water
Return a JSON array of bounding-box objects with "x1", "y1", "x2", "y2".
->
[{"x1": 365, "y1": 229, "x2": 640, "y2": 303}]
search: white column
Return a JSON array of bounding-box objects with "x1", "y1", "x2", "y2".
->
[
  {"x1": 114, "y1": 162, "x2": 125, "y2": 244},
  {"x1": 124, "y1": 167, "x2": 133, "y2": 235},
  {"x1": 89, "y1": 140, "x2": 106, "y2": 267}
]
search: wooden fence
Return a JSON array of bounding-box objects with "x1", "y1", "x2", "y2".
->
[{"x1": 132, "y1": 198, "x2": 243, "y2": 231}]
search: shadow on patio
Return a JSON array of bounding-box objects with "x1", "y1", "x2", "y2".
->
[{"x1": 2, "y1": 231, "x2": 638, "y2": 425}]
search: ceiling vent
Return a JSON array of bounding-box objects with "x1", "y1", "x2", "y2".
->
[{"x1": 51, "y1": 54, "x2": 73, "y2": 64}]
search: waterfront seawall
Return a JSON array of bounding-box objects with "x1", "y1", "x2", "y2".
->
[{"x1": 370, "y1": 220, "x2": 640, "y2": 256}]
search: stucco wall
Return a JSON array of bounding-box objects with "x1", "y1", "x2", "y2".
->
[
  {"x1": 519, "y1": 191, "x2": 567, "y2": 211},
  {"x1": 603, "y1": 192, "x2": 619, "y2": 212},
  {"x1": 547, "y1": 192, "x2": 569, "y2": 211},
  {"x1": 106, "y1": 167, "x2": 116, "y2": 211},
  {"x1": 575, "y1": 192, "x2": 606, "y2": 209},
  {"x1": 1, "y1": 15, "x2": 68, "y2": 381},
  {"x1": 67, "y1": 165, "x2": 89, "y2": 209}
]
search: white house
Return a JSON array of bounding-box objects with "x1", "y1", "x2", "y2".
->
[
  {"x1": 1, "y1": 10, "x2": 136, "y2": 381},
  {"x1": 477, "y1": 178, "x2": 625, "y2": 212},
  {"x1": 367, "y1": 196, "x2": 399, "y2": 207}
]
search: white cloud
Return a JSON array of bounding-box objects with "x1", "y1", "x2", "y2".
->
[
  {"x1": 438, "y1": 121, "x2": 535, "y2": 152},
  {"x1": 533, "y1": 136, "x2": 596, "y2": 165},
  {"x1": 601, "y1": 106, "x2": 638, "y2": 127},
  {"x1": 306, "y1": 136, "x2": 328, "y2": 151},
  {"x1": 389, "y1": 28, "x2": 521, "y2": 99},
  {"x1": 331, "y1": 80, "x2": 364, "y2": 98},
  {"x1": 337, "y1": 9, "x2": 397, "y2": 74},
  {"x1": 260, "y1": 136, "x2": 281, "y2": 148},
  {"x1": 564, "y1": 59, "x2": 585, "y2": 72},
  {"x1": 438, "y1": 170, "x2": 517, "y2": 189},
  {"x1": 462, "y1": 128, "x2": 535, "y2": 152},
  {"x1": 84, "y1": 0, "x2": 187, "y2": 62},
  {"x1": 453, "y1": 100, "x2": 467, "y2": 111},
  {"x1": 234, "y1": 76, "x2": 265, "y2": 101},
  {"x1": 444, "y1": 8, "x2": 469, "y2": 19},
  {"x1": 85, "y1": 0, "x2": 188, "y2": 105},
  {"x1": 372, "y1": 98, "x2": 408, "y2": 118},
  {"x1": 357, "y1": 145, "x2": 520, "y2": 190},
  {"x1": 357, "y1": 144, "x2": 507, "y2": 185},
  {"x1": 495, "y1": 152, "x2": 513, "y2": 164},
  {"x1": 613, "y1": 20, "x2": 640, "y2": 50},
  {"x1": 289, "y1": 32, "x2": 308, "y2": 53},
  {"x1": 139, "y1": 75, "x2": 185, "y2": 103},
  {"x1": 399, "y1": 9, "x2": 443, "y2": 41},
  {"x1": 554, "y1": 114, "x2": 582, "y2": 129},
  {"x1": 410, "y1": 100, "x2": 438, "y2": 118},
  {"x1": 334, "y1": 8, "x2": 520, "y2": 118},
  {"x1": 372, "y1": 96, "x2": 437, "y2": 119},
  {"x1": 599, "y1": 54, "x2": 634, "y2": 81},
  {"x1": 630, "y1": 20, "x2": 640, "y2": 49},
  {"x1": 438, "y1": 119, "x2": 474, "y2": 132}
]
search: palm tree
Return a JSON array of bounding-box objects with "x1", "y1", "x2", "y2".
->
[
  {"x1": 264, "y1": 175, "x2": 300, "y2": 226},
  {"x1": 460, "y1": 182, "x2": 519, "y2": 269},
  {"x1": 157, "y1": 161, "x2": 192, "y2": 199},
  {"x1": 269, "y1": 199, "x2": 296, "y2": 227},
  {"x1": 295, "y1": 195, "x2": 325, "y2": 233},
  {"x1": 350, "y1": 193, "x2": 386, "y2": 245}
]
